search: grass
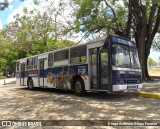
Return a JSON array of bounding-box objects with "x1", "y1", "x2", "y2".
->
[
  {"x1": 0, "y1": 76, "x2": 7, "y2": 80},
  {"x1": 148, "y1": 68, "x2": 160, "y2": 76}
]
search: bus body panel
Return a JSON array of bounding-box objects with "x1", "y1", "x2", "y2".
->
[{"x1": 46, "y1": 64, "x2": 88, "y2": 89}]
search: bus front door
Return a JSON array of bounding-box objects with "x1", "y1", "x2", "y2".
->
[
  {"x1": 20, "y1": 63, "x2": 25, "y2": 85},
  {"x1": 39, "y1": 59, "x2": 45, "y2": 87},
  {"x1": 90, "y1": 48, "x2": 109, "y2": 90}
]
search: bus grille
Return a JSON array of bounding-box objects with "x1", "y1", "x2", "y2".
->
[
  {"x1": 120, "y1": 74, "x2": 141, "y2": 78},
  {"x1": 127, "y1": 80, "x2": 137, "y2": 84}
]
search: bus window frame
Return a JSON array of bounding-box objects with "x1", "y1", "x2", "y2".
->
[{"x1": 26, "y1": 58, "x2": 34, "y2": 70}]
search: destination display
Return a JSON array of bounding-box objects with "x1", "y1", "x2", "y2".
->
[{"x1": 112, "y1": 37, "x2": 136, "y2": 47}]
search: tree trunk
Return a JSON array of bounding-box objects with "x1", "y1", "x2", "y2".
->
[
  {"x1": 137, "y1": 38, "x2": 147, "y2": 81},
  {"x1": 136, "y1": 23, "x2": 148, "y2": 81},
  {"x1": 145, "y1": 42, "x2": 153, "y2": 81},
  {"x1": 144, "y1": 54, "x2": 152, "y2": 81}
]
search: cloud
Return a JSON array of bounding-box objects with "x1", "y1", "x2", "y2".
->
[
  {"x1": 7, "y1": 0, "x2": 74, "y2": 23},
  {"x1": 0, "y1": 19, "x2": 3, "y2": 29},
  {"x1": 7, "y1": 0, "x2": 38, "y2": 23}
]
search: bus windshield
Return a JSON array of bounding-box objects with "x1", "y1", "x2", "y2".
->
[{"x1": 112, "y1": 44, "x2": 140, "y2": 69}]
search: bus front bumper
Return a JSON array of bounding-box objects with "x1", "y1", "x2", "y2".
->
[{"x1": 112, "y1": 84, "x2": 143, "y2": 91}]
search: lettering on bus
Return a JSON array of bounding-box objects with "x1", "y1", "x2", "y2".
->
[{"x1": 28, "y1": 70, "x2": 38, "y2": 77}]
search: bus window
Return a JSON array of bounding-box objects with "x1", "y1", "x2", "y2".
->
[
  {"x1": 100, "y1": 48, "x2": 108, "y2": 84},
  {"x1": 54, "y1": 50, "x2": 69, "y2": 62},
  {"x1": 26, "y1": 58, "x2": 33, "y2": 69},
  {"x1": 48, "y1": 53, "x2": 53, "y2": 67},
  {"x1": 34, "y1": 57, "x2": 38, "y2": 69},
  {"x1": 90, "y1": 48, "x2": 97, "y2": 88},
  {"x1": 54, "y1": 50, "x2": 69, "y2": 66},
  {"x1": 70, "y1": 45, "x2": 86, "y2": 65},
  {"x1": 16, "y1": 61, "x2": 20, "y2": 71},
  {"x1": 112, "y1": 44, "x2": 130, "y2": 68}
]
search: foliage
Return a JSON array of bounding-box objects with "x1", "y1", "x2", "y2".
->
[
  {"x1": 0, "y1": 0, "x2": 25, "y2": 11},
  {"x1": 0, "y1": 2, "x2": 77, "y2": 74},
  {"x1": 152, "y1": 33, "x2": 160, "y2": 51},
  {"x1": 74, "y1": 0, "x2": 130, "y2": 37},
  {"x1": 148, "y1": 57, "x2": 157, "y2": 67},
  {"x1": 73, "y1": 0, "x2": 160, "y2": 80}
]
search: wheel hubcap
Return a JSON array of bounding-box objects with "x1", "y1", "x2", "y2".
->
[
  {"x1": 75, "y1": 81, "x2": 81, "y2": 93},
  {"x1": 29, "y1": 80, "x2": 32, "y2": 88}
]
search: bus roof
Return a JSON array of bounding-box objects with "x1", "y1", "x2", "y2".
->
[
  {"x1": 17, "y1": 36, "x2": 107, "y2": 61},
  {"x1": 17, "y1": 35, "x2": 135, "y2": 61}
]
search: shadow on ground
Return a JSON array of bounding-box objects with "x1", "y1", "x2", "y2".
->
[{"x1": 0, "y1": 86, "x2": 159, "y2": 122}]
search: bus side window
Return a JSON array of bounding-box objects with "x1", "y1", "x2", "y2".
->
[
  {"x1": 54, "y1": 50, "x2": 69, "y2": 66},
  {"x1": 48, "y1": 53, "x2": 53, "y2": 67},
  {"x1": 34, "y1": 57, "x2": 38, "y2": 69},
  {"x1": 70, "y1": 45, "x2": 87, "y2": 65},
  {"x1": 26, "y1": 58, "x2": 33, "y2": 70},
  {"x1": 54, "y1": 50, "x2": 69, "y2": 62},
  {"x1": 16, "y1": 61, "x2": 20, "y2": 71}
]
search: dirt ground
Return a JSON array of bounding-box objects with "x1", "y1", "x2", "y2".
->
[
  {"x1": 148, "y1": 68, "x2": 160, "y2": 76},
  {"x1": 0, "y1": 85, "x2": 159, "y2": 129}
]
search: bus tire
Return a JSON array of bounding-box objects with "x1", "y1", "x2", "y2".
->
[
  {"x1": 74, "y1": 78, "x2": 85, "y2": 96},
  {"x1": 28, "y1": 78, "x2": 34, "y2": 90}
]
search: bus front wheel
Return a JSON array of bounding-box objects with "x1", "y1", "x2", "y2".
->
[
  {"x1": 74, "y1": 78, "x2": 85, "y2": 96},
  {"x1": 28, "y1": 78, "x2": 34, "y2": 90}
]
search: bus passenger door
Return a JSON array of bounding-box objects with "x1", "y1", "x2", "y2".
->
[
  {"x1": 90, "y1": 49, "x2": 98, "y2": 89},
  {"x1": 20, "y1": 63, "x2": 25, "y2": 85},
  {"x1": 99, "y1": 48, "x2": 109, "y2": 90},
  {"x1": 90, "y1": 48, "x2": 109, "y2": 90},
  {"x1": 38, "y1": 59, "x2": 45, "y2": 87}
]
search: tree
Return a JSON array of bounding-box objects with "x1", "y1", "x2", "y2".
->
[
  {"x1": 129, "y1": 0, "x2": 160, "y2": 81},
  {"x1": 152, "y1": 33, "x2": 160, "y2": 51},
  {"x1": 73, "y1": 0, "x2": 160, "y2": 81},
  {"x1": 0, "y1": 0, "x2": 37, "y2": 11},
  {"x1": 0, "y1": 33, "x2": 19, "y2": 74},
  {"x1": 0, "y1": 3, "x2": 77, "y2": 73},
  {"x1": 148, "y1": 57, "x2": 157, "y2": 67}
]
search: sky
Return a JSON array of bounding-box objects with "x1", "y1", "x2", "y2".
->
[
  {"x1": 0, "y1": 0, "x2": 160, "y2": 61},
  {"x1": 0, "y1": 0, "x2": 35, "y2": 27}
]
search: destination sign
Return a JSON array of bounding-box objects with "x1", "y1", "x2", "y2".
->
[{"x1": 112, "y1": 37, "x2": 136, "y2": 47}]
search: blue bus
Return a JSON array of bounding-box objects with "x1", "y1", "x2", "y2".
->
[{"x1": 16, "y1": 35, "x2": 143, "y2": 95}]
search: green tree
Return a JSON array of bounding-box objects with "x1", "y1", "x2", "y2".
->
[
  {"x1": 148, "y1": 57, "x2": 157, "y2": 67},
  {"x1": 152, "y1": 33, "x2": 160, "y2": 51},
  {"x1": 0, "y1": 1, "x2": 80, "y2": 74},
  {"x1": 73, "y1": 0, "x2": 160, "y2": 80}
]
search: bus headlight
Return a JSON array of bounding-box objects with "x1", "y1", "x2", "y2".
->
[{"x1": 137, "y1": 80, "x2": 141, "y2": 83}]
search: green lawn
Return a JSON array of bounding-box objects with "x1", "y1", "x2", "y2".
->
[{"x1": 0, "y1": 76, "x2": 7, "y2": 79}]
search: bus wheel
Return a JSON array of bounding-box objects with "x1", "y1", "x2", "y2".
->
[
  {"x1": 74, "y1": 78, "x2": 85, "y2": 96},
  {"x1": 28, "y1": 78, "x2": 34, "y2": 90}
]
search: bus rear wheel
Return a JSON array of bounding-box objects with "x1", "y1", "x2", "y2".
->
[
  {"x1": 74, "y1": 78, "x2": 85, "y2": 96},
  {"x1": 28, "y1": 78, "x2": 34, "y2": 90}
]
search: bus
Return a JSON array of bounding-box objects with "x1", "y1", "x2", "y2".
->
[{"x1": 16, "y1": 35, "x2": 143, "y2": 95}]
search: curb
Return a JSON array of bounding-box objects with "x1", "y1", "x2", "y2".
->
[{"x1": 139, "y1": 92, "x2": 160, "y2": 99}]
